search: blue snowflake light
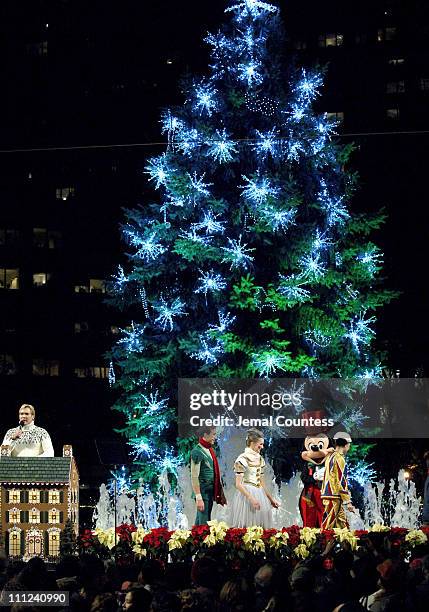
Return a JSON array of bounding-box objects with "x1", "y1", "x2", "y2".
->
[
  {"x1": 195, "y1": 270, "x2": 227, "y2": 296},
  {"x1": 209, "y1": 310, "x2": 236, "y2": 333},
  {"x1": 278, "y1": 275, "x2": 311, "y2": 302},
  {"x1": 112, "y1": 265, "x2": 128, "y2": 291},
  {"x1": 153, "y1": 297, "x2": 188, "y2": 331},
  {"x1": 128, "y1": 231, "x2": 166, "y2": 262},
  {"x1": 252, "y1": 128, "x2": 280, "y2": 159},
  {"x1": 357, "y1": 247, "x2": 383, "y2": 276},
  {"x1": 344, "y1": 313, "x2": 376, "y2": 353},
  {"x1": 289, "y1": 103, "x2": 306, "y2": 122},
  {"x1": 130, "y1": 439, "x2": 155, "y2": 460},
  {"x1": 237, "y1": 60, "x2": 264, "y2": 87},
  {"x1": 108, "y1": 361, "x2": 115, "y2": 386},
  {"x1": 348, "y1": 461, "x2": 377, "y2": 488},
  {"x1": 293, "y1": 69, "x2": 323, "y2": 104},
  {"x1": 236, "y1": 25, "x2": 267, "y2": 52},
  {"x1": 142, "y1": 390, "x2": 169, "y2": 413},
  {"x1": 206, "y1": 128, "x2": 237, "y2": 163},
  {"x1": 356, "y1": 365, "x2": 383, "y2": 391},
  {"x1": 156, "y1": 450, "x2": 183, "y2": 476},
  {"x1": 221, "y1": 235, "x2": 255, "y2": 269},
  {"x1": 312, "y1": 229, "x2": 333, "y2": 252},
  {"x1": 241, "y1": 174, "x2": 280, "y2": 205},
  {"x1": 331, "y1": 405, "x2": 370, "y2": 432},
  {"x1": 190, "y1": 337, "x2": 223, "y2": 365},
  {"x1": 193, "y1": 82, "x2": 219, "y2": 116},
  {"x1": 318, "y1": 180, "x2": 350, "y2": 226},
  {"x1": 226, "y1": 0, "x2": 279, "y2": 21},
  {"x1": 299, "y1": 252, "x2": 326, "y2": 279},
  {"x1": 118, "y1": 322, "x2": 146, "y2": 353},
  {"x1": 180, "y1": 227, "x2": 212, "y2": 245},
  {"x1": 187, "y1": 172, "x2": 213, "y2": 202},
  {"x1": 262, "y1": 206, "x2": 296, "y2": 232},
  {"x1": 193, "y1": 210, "x2": 225, "y2": 235},
  {"x1": 176, "y1": 127, "x2": 202, "y2": 156},
  {"x1": 252, "y1": 350, "x2": 289, "y2": 377},
  {"x1": 160, "y1": 111, "x2": 184, "y2": 141},
  {"x1": 145, "y1": 154, "x2": 172, "y2": 189},
  {"x1": 287, "y1": 139, "x2": 305, "y2": 162}
]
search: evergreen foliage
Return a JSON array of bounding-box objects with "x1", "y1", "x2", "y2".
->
[{"x1": 109, "y1": 1, "x2": 395, "y2": 484}]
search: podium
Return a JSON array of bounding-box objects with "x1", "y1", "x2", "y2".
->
[{"x1": 0, "y1": 445, "x2": 79, "y2": 559}]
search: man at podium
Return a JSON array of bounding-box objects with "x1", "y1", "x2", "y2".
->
[{"x1": 1, "y1": 404, "x2": 54, "y2": 457}]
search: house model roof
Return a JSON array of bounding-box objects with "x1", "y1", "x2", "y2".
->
[{"x1": 0, "y1": 457, "x2": 73, "y2": 484}]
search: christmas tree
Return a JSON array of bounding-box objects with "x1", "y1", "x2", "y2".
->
[{"x1": 110, "y1": 0, "x2": 395, "y2": 485}]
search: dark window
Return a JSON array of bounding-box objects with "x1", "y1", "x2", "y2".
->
[
  {"x1": 0, "y1": 354, "x2": 16, "y2": 376},
  {"x1": 32, "y1": 359, "x2": 60, "y2": 377},
  {"x1": 377, "y1": 27, "x2": 397, "y2": 42},
  {"x1": 386, "y1": 80, "x2": 405, "y2": 93}
]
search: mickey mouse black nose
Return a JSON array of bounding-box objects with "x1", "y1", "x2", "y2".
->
[{"x1": 310, "y1": 444, "x2": 319, "y2": 451}]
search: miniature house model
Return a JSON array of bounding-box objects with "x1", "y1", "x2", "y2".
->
[{"x1": 0, "y1": 445, "x2": 79, "y2": 559}]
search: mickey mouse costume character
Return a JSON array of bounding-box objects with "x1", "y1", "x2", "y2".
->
[{"x1": 299, "y1": 433, "x2": 334, "y2": 528}]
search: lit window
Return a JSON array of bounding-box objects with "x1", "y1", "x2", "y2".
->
[
  {"x1": 32, "y1": 359, "x2": 60, "y2": 377},
  {"x1": 48, "y1": 490, "x2": 60, "y2": 504},
  {"x1": 9, "y1": 508, "x2": 20, "y2": 523},
  {"x1": 29, "y1": 489, "x2": 40, "y2": 504},
  {"x1": 74, "y1": 366, "x2": 108, "y2": 379},
  {"x1": 33, "y1": 272, "x2": 51, "y2": 287},
  {"x1": 377, "y1": 27, "x2": 397, "y2": 42},
  {"x1": 8, "y1": 529, "x2": 21, "y2": 556},
  {"x1": 386, "y1": 80, "x2": 405, "y2": 93},
  {"x1": 386, "y1": 107, "x2": 400, "y2": 120},
  {"x1": 29, "y1": 508, "x2": 40, "y2": 524},
  {"x1": 110, "y1": 325, "x2": 120, "y2": 335},
  {"x1": 388, "y1": 58, "x2": 404, "y2": 66},
  {"x1": 49, "y1": 508, "x2": 59, "y2": 524},
  {"x1": 8, "y1": 490, "x2": 20, "y2": 504},
  {"x1": 420, "y1": 78, "x2": 429, "y2": 91},
  {"x1": 0, "y1": 268, "x2": 19, "y2": 289},
  {"x1": 48, "y1": 530, "x2": 61, "y2": 556},
  {"x1": 74, "y1": 284, "x2": 89, "y2": 293},
  {"x1": 89, "y1": 279, "x2": 106, "y2": 293},
  {"x1": 326, "y1": 111, "x2": 344, "y2": 123},
  {"x1": 318, "y1": 33, "x2": 344, "y2": 47},
  {"x1": 56, "y1": 186, "x2": 75, "y2": 200},
  {"x1": 0, "y1": 354, "x2": 17, "y2": 376},
  {"x1": 74, "y1": 321, "x2": 89, "y2": 334}
]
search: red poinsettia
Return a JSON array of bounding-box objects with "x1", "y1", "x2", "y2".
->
[
  {"x1": 79, "y1": 529, "x2": 95, "y2": 548},
  {"x1": 284, "y1": 525, "x2": 301, "y2": 548},
  {"x1": 262, "y1": 529, "x2": 278, "y2": 541},
  {"x1": 191, "y1": 524, "x2": 210, "y2": 545},
  {"x1": 116, "y1": 523, "x2": 137, "y2": 543},
  {"x1": 143, "y1": 527, "x2": 172, "y2": 548},
  {"x1": 224, "y1": 528, "x2": 246, "y2": 548}
]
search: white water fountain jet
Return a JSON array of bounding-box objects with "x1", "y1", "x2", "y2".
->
[{"x1": 93, "y1": 483, "x2": 114, "y2": 530}]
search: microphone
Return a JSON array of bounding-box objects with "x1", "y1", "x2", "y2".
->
[{"x1": 19, "y1": 420, "x2": 25, "y2": 429}]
